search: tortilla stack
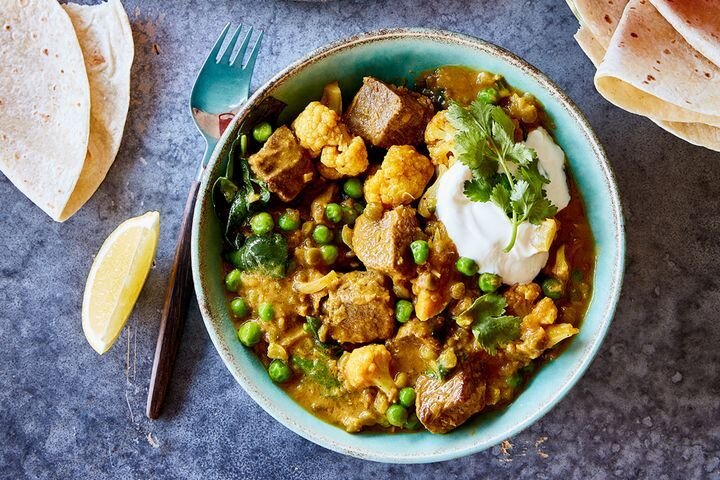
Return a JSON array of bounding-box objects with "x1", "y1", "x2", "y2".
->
[
  {"x1": 0, "y1": 0, "x2": 91, "y2": 220},
  {"x1": 60, "y1": 0, "x2": 134, "y2": 221},
  {"x1": 568, "y1": 0, "x2": 720, "y2": 151}
]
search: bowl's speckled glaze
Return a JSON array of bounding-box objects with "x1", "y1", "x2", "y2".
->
[{"x1": 191, "y1": 28, "x2": 625, "y2": 463}]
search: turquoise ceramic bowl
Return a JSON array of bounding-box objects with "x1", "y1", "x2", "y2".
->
[{"x1": 191, "y1": 29, "x2": 625, "y2": 463}]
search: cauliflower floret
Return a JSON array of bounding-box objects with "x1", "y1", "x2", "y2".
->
[
  {"x1": 320, "y1": 136, "x2": 368, "y2": 176},
  {"x1": 364, "y1": 145, "x2": 434, "y2": 207},
  {"x1": 503, "y1": 283, "x2": 542, "y2": 317},
  {"x1": 424, "y1": 111, "x2": 456, "y2": 167},
  {"x1": 339, "y1": 344, "x2": 397, "y2": 401},
  {"x1": 508, "y1": 92, "x2": 539, "y2": 124},
  {"x1": 545, "y1": 323, "x2": 579, "y2": 349},
  {"x1": 291, "y1": 101, "x2": 352, "y2": 156},
  {"x1": 509, "y1": 297, "x2": 557, "y2": 361},
  {"x1": 292, "y1": 101, "x2": 369, "y2": 176}
]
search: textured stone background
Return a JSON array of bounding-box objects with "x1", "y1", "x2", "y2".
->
[{"x1": 1, "y1": 1, "x2": 719, "y2": 478}]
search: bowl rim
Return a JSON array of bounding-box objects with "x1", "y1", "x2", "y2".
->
[{"x1": 191, "y1": 27, "x2": 626, "y2": 463}]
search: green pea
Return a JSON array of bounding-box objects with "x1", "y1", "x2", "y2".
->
[
  {"x1": 325, "y1": 203, "x2": 343, "y2": 223},
  {"x1": 320, "y1": 245, "x2": 338, "y2": 265},
  {"x1": 252, "y1": 122, "x2": 273, "y2": 143},
  {"x1": 312, "y1": 224, "x2": 334, "y2": 245},
  {"x1": 278, "y1": 209, "x2": 300, "y2": 231},
  {"x1": 386, "y1": 404, "x2": 408, "y2": 427},
  {"x1": 542, "y1": 277, "x2": 564, "y2": 300},
  {"x1": 410, "y1": 240, "x2": 429, "y2": 265},
  {"x1": 258, "y1": 302, "x2": 275, "y2": 321},
  {"x1": 456, "y1": 257, "x2": 479, "y2": 277},
  {"x1": 237, "y1": 321, "x2": 261, "y2": 347},
  {"x1": 404, "y1": 412, "x2": 421, "y2": 430},
  {"x1": 225, "y1": 269, "x2": 242, "y2": 292},
  {"x1": 230, "y1": 297, "x2": 249, "y2": 317},
  {"x1": 398, "y1": 387, "x2": 416, "y2": 408},
  {"x1": 250, "y1": 212, "x2": 274, "y2": 235},
  {"x1": 395, "y1": 299, "x2": 413, "y2": 323},
  {"x1": 506, "y1": 373, "x2": 523, "y2": 389},
  {"x1": 343, "y1": 178, "x2": 363, "y2": 199},
  {"x1": 268, "y1": 359, "x2": 291, "y2": 383},
  {"x1": 477, "y1": 87, "x2": 499, "y2": 105},
  {"x1": 478, "y1": 272, "x2": 502, "y2": 293}
]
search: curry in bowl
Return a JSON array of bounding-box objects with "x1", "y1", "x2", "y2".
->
[{"x1": 212, "y1": 66, "x2": 595, "y2": 434}]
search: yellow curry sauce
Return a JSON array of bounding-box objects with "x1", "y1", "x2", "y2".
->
[{"x1": 221, "y1": 66, "x2": 595, "y2": 434}]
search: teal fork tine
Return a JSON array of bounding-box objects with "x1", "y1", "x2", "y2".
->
[
  {"x1": 219, "y1": 25, "x2": 244, "y2": 64},
  {"x1": 206, "y1": 23, "x2": 231, "y2": 64},
  {"x1": 147, "y1": 23, "x2": 262, "y2": 419},
  {"x1": 238, "y1": 30, "x2": 263, "y2": 73}
]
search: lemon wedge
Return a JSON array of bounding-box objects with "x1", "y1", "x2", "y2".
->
[{"x1": 82, "y1": 211, "x2": 160, "y2": 354}]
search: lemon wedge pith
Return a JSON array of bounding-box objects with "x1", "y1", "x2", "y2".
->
[{"x1": 82, "y1": 211, "x2": 160, "y2": 354}]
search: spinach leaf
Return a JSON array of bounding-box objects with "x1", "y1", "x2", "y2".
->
[
  {"x1": 292, "y1": 356, "x2": 340, "y2": 391},
  {"x1": 212, "y1": 96, "x2": 288, "y2": 249},
  {"x1": 303, "y1": 317, "x2": 343, "y2": 358},
  {"x1": 225, "y1": 234, "x2": 289, "y2": 278}
]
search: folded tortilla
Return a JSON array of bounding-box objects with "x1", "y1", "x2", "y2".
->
[
  {"x1": 59, "y1": 0, "x2": 134, "y2": 221},
  {"x1": 566, "y1": 0, "x2": 629, "y2": 48},
  {"x1": 594, "y1": 0, "x2": 720, "y2": 126},
  {"x1": 0, "y1": 0, "x2": 90, "y2": 220},
  {"x1": 575, "y1": 22, "x2": 720, "y2": 152},
  {"x1": 574, "y1": 26, "x2": 606, "y2": 66},
  {"x1": 653, "y1": 120, "x2": 720, "y2": 152},
  {"x1": 649, "y1": 0, "x2": 720, "y2": 67}
]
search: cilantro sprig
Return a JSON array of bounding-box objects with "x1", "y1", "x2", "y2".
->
[
  {"x1": 457, "y1": 293, "x2": 521, "y2": 355},
  {"x1": 447, "y1": 96, "x2": 557, "y2": 251}
]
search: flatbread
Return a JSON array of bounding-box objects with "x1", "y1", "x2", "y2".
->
[
  {"x1": 59, "y1": 0, "x2": 134, "y2": 221},
  {"x1": 0, "y1": 0, "x2": 90, "y2": 220},
  {"x1": 574, "y1": 16, "x2": 720, "y2": 153},
  {"x1": 649, "y1": 0, "x2": 720, "y2": 67},
  {"x1": 566, "y1": 0, "x2": 629, "y2": 48},
  {"x1": 653, "y1": 120, "x2": 720, "y2": 151},
  {"x1": 595, "y1": 0, "x2": 720, "y2": 126},
  {"x1": 574, "y1": 26, "x2": 606, "y2": 66}
]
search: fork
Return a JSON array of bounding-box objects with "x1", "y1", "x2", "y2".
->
[{"x1": 146, "y1": 24, "x2": 262, "y2": 419}]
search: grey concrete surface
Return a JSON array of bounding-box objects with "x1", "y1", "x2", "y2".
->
[{"x1": 1, "y1": 1, "x2": 719, "y2": 478}]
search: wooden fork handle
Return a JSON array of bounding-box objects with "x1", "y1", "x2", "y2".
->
[{"x1": 146, "y1": 180, "x2": 200, "y2": 419}]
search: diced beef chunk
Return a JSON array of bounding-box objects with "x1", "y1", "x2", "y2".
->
[
  {"x1": 322, "y1": 271, "x2": 395, "y2": 344},
  {"x1": 248, "y1": 125, "x2": 314, "y2": 202},
  {"x1": 352, "y1": 205, "x2": 420, "y2": 282},
  {"x1": 344, "y1": 77, "x2": 435, "y2": 148},
  {"x1": 386, "y1": 319, "x2": 441, "y2": 385},
  {"x1": 415, "y1": 357, "x2": 487, "y2": 434}
]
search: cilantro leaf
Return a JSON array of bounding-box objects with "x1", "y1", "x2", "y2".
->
[
  {"x1": 490, "y1": 106, "x2": 516, "y2": 139},
  {"x1": 446, "y1": 94, "x2": 559, "y2": 251},
  {"x1": 472, "y1": 315, "x2": 522, "y2": 355},
  {"x1": 507, "y1": 142, "x2": 536, "y2": 167},
  {"x1": 490, "y1": 183, "x2": 511, "y2": 214},
  {"x1": 527, "y1": 197, "x2": 557, "y2": 225},
  {"x1": 464, "y1": 178, "x2": 493, "y2": 202},
  {"x1": 453, "y1": 128, "x2": 498, "y2": 177},
  {"x1": 457, "y1": 293, "x2": 521, "y2": 355},
  {"x1": 459, "y1": 292, "x2": 507, "y2": 319}
]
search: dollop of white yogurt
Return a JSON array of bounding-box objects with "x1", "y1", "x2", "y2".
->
[{"x1": 436, "y1": 127, "x2": 570, "y2": 285}]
